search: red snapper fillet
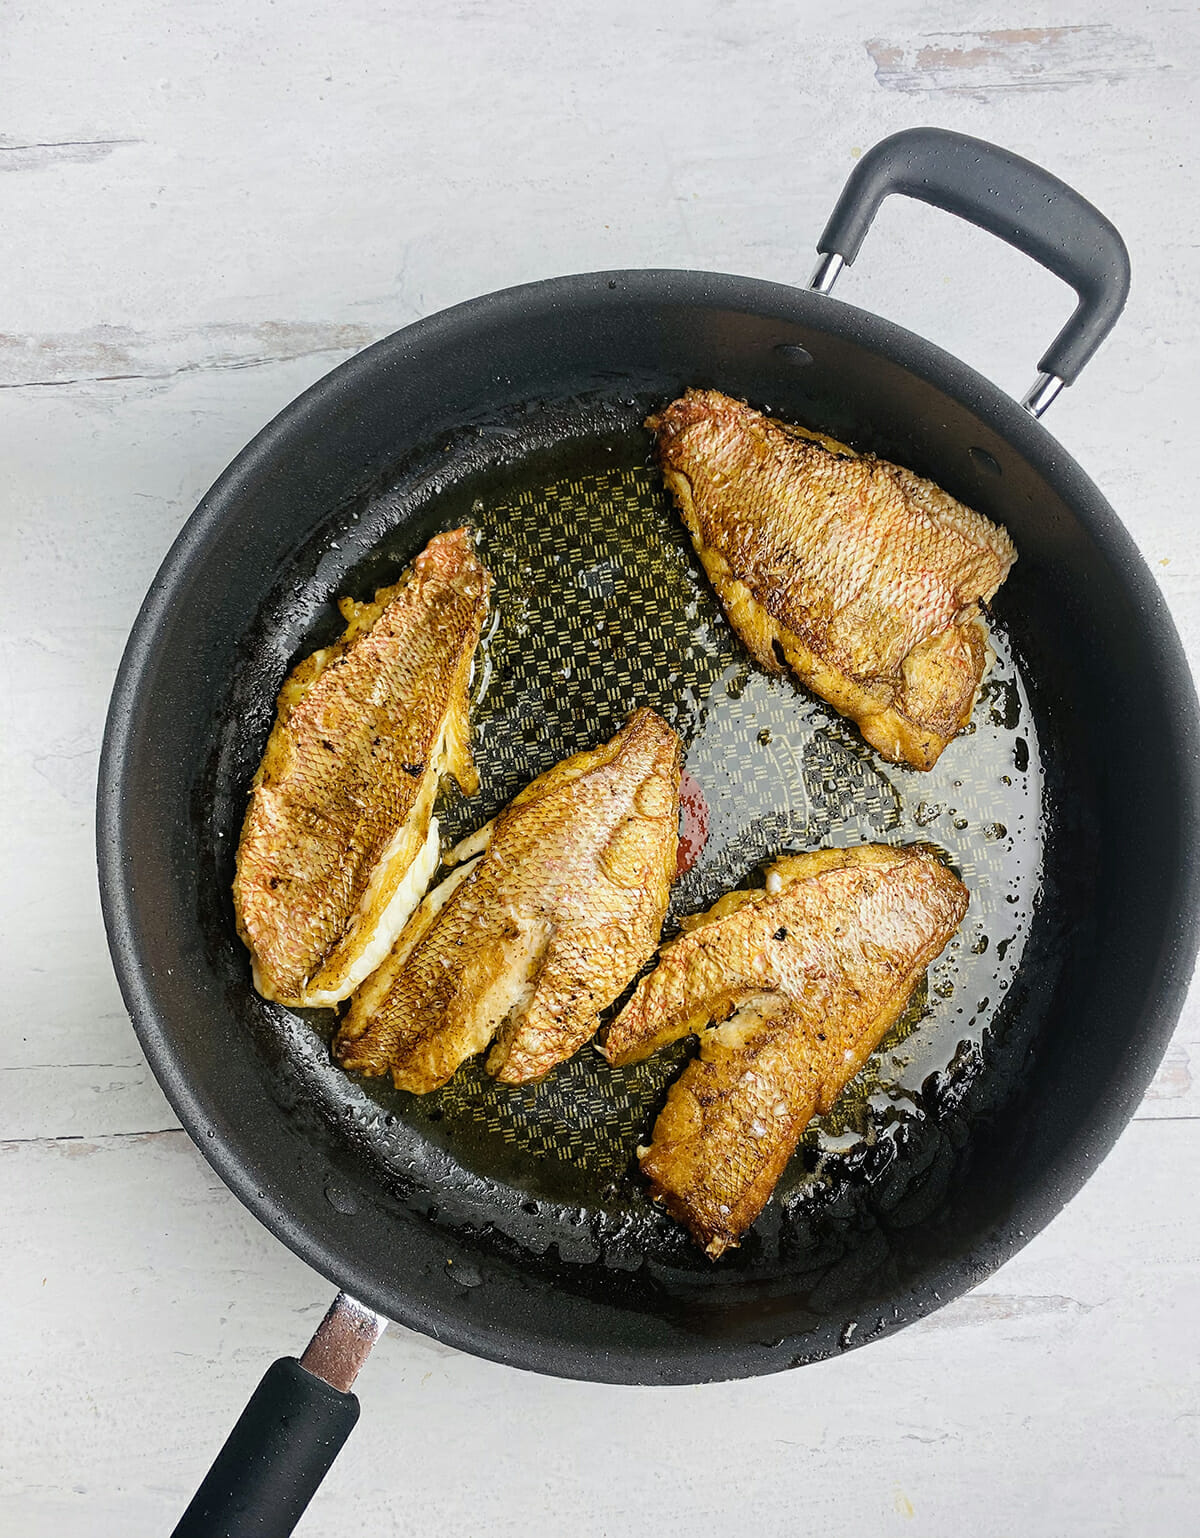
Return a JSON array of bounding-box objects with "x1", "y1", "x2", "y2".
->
[
  {"x1": 334, "y1": 709, "x2": 682, "y2": 1092},
  {"x1": 650, "y1": 390, "x2": 1016, "y2": 770},
  {"x1": 233, "y1": 527, "x2": 490, "y2": 1007},
  {"x1": 604, "y1": 844, "x2": 968, "y2": 1257}
]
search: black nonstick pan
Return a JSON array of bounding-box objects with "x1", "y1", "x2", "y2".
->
[{"x1": 97, "y1": 130, "x2": 1200, "y2": 1536}]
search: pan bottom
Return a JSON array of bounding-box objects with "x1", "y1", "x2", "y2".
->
[{"x1": 206, "y1": 407, "x2": 1046, "y2": 1272}]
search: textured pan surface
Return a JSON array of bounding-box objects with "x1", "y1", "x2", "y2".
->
[{"x1": 206, "y1": 428, "x2": 1045, "y2": 1260}]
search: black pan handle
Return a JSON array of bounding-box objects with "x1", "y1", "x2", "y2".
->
[
  {"x1": 813, "y1": 127, "x2": 1130, "y2": 413},
  {"x1": 172, "y1": 1357, "x2": 359, "y2": 1538},
  {"x1": 172, "y1": 1293, "x2": 384, "y2": 1538}
]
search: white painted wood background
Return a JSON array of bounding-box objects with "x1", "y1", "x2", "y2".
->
[{"x1": 3, "y1": 3, "x2": 1198, "y2": 1534}]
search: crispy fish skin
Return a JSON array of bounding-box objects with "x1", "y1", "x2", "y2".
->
[
  {"x1": 333, "y1": 708, "x2": 682, "y2": 1092},
  {"x1": 640, "y1": 996, "x2": 823, "y2": 1259},
  {"x1": 650, "y1": 390, "x2": 1015, "y2": 770},
  {"x1": 605, "y1": 845, "x2": 968, "y2": 1257},
  {"x1": 233, "y1": 527, "x2": 490, "y2": 1007}
]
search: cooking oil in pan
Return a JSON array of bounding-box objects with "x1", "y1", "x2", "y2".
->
[
  {"x1": 284, "y1": 457, "x2": 1046, "y2": 1240},
  {"x1": 232, "y1": 429, "x2": 1045, "y2": 1266}
]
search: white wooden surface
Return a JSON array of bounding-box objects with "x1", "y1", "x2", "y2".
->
[{"x1": 3, "y1": 3, "x2": 1199, "y2": 1534}]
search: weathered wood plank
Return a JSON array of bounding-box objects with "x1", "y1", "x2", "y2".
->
[
  {"x1": 865, "y1": 25, "x2": 1169, "y2": 94},
  {"x1": 1, "y1": 1117, "x2": 1196, "y2": 1537}
]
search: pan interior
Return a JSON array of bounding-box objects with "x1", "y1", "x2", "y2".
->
[{"x1": 203, "y1": 405, "x2": 1045, "y2": 1274}]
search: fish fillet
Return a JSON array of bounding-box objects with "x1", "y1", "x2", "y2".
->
[
  {"x1": 233, "y1": 527, "x2": 490, "y2": 1007},
  {"x1": 605, "y1": 845, "x2": 968, "y2": 1256},
  {"x1": 334, "y1": 709, "x2": 682, "y2": 1092},
  {"x1": 650, "y1": 390, "x2": 1016, "y2": 770}
]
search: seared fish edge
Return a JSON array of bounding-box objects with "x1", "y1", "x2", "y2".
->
[{"x1": 233, "y1": 526, "x2": 490, "y2": 1007}]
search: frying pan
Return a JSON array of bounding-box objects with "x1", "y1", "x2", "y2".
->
[{"x1": 97, "y1": 129, "x2": 1200, "y2": 1536}]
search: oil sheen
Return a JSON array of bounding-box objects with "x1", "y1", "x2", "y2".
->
[{"x1": 247, "y1": 439, "x2": 1044, "y2": 1263}]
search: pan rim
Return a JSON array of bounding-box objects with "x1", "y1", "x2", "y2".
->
[{"x1": 96, "y1": 266, "x2": 1200, "y2": 1382}]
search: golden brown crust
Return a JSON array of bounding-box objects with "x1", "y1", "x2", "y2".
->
[
  {"x1": 605, "y1": 844, "x2": 968, "y2": 1257},
  {"x1": 232, "y1": 527, "x2": 490, "y2": 1005},
  {"x1": 333, "y1": 709, "x2": 682, "y2": 1092},
  {"x1": 651, "y1": 390, "x2": 1015, "y2": 770},
  {"x1": 640, "y1": 998, "x2": 823, "y2": 1258}
]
